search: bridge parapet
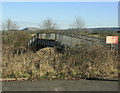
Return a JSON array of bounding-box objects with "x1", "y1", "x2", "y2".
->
[{"x1": 27, "y1": 33, "x2": 113, "y2": 51}]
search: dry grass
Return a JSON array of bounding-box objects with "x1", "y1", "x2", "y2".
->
[
  {"x1": 31, "y1": 34, "x2": 36, "y2": 37},
  {"x1": 2, "y1": 43, "x2": 118, "y2": 80}
]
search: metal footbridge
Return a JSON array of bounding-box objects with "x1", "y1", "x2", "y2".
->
[{"x1": 27, "y1": 33, "x2": 107, "y2": 51}]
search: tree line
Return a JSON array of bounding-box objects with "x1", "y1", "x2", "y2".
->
[{"x1": 2, "y1": 17, "x2": 85, "y2": 32}]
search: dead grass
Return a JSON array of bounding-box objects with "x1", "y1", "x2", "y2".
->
[{"x1": 2, "y1": 44, "x2": 118, "y2": 80}]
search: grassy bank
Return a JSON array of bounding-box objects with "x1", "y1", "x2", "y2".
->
[
  {"x1": 2, "y1": 43, "x2": 118, "y2": 81},
  {"x1": 2, "y1": 31, "x2": 118, "y2": 81}
]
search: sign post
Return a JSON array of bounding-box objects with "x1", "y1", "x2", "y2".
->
[{"x1": 106, "y1": 36, "x2": 118, "y2": 50}]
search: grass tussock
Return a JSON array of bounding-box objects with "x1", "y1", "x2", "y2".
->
[{"x1": 2, "y1": 43, "x2": 118, "y2": 80}]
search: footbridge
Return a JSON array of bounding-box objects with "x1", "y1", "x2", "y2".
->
[{"x1": 27, "y1": 33, "x2": 107, "y2": 51}]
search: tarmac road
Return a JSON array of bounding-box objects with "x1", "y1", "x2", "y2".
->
[{"x1": 2, "y1": 79, "x2": 118, "y2": 91}]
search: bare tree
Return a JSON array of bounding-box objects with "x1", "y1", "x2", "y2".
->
[
  {"x1": 2, "y1": 19, "x2": 19, "y2": 46},
  {"x1": 71, "y1": 17, "x2": 85, "y2": 33},
  {"x1": 2, "y1": 18, "x2": 19, "y2": 31},
  {"x1": 40, "y1": 18, "x2": 57, "y2": 32}
]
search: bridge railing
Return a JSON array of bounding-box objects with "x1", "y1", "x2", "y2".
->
[
  {"x1": 28, "y1": 33, "x2": 57, "y2": 48},
  {"x1": 27, "y1": 32, "x2": 118, "y2": 50}
]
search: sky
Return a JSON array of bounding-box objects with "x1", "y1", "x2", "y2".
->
[{"x1": 2, "y1": 2, "x2": 118, "y2": 29}]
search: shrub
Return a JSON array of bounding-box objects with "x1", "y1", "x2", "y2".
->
[
  {"x1": 2, "y1": 30, "x2": 32, "y2": 49},
  {"x1": 2, "y1": 43, "x2": 118, "y2": 80}
]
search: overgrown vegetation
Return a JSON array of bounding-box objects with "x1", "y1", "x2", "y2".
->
[
  {"x1": 2, "y1": 31, "x2": 32, "y2": 49},
  {"x1": 2, "y1": 43, "x2": 118, "y2": 80}
]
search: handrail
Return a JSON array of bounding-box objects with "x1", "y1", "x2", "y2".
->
[{"x1": 27, "y1": 33, "x2": 109, "y2": 50}]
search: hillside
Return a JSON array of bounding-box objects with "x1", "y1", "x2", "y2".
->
[
  {"x1": 20, "y1": 27, "x2": 119, "y2": 33},
  {"x1": 87, "y1": 27, "x2": 119, "y2": 32}
]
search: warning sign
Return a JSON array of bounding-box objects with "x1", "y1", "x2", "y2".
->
[{"x1": 106, "y1": 36, "x2": 118, "y2": 44}]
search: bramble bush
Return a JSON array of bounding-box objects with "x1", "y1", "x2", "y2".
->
[
  {"x1": 2, "y1": 30, "x2": 32, "y2": 49},
  {"x1": 2, "y1": 43, "x2": 118, "y2": 80}
]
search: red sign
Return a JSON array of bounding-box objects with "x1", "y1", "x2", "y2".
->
[{"x1": 106, "y1": 36, "x2": 118, "y2": 44}]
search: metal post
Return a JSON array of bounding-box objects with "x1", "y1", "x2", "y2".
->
[
  {"x1": 40, "y1": 33, "x2": 42, "y2": 39},
  {"x1": 111, "y1": 44, "x2": 113, "y2": 51},
  {"x1": 55, "y1": 33, "x2": 57, "y2": 40}
]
